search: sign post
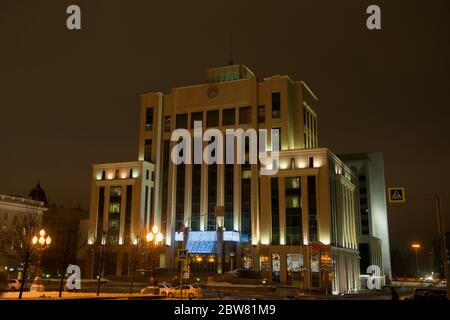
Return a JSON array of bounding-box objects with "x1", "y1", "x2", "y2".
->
[{"x1": 178, "y1": 249, "x2": 188, "y2": 299}]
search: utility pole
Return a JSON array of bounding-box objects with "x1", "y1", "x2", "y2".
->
[
  {"x1": 129, "y1": 237, "x2": 140, "y2": 294},
  {"x1": 435, "y1": 195, "x2": 450, "y2": 299},
  {"x1": 96, "y1": 232, "x2": 106, "y2": 296}
]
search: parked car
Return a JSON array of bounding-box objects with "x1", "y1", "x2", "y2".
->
[
  {"x1": 7, "y1": 279, "x2": 21, "y2": 291},
  {"x1": 436, "y1": 279, "x2": 447, "y2": 288},
  {"x1": 405, "y1": 288, "x2": 447, "y2": 300},
  {"x1": 167, "y1": 285, "x2": 203, "y2": 299},
  {"x1": 141, "y1": 282, "x2": 174, "y2": 295},
  {"x1": 222, "y1": 269, "x2": 268, "y2": 285}
]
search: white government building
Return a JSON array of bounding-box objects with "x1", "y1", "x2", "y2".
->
[{"x1": 86, "y1": 63, "x2": 390, "y2": 293}]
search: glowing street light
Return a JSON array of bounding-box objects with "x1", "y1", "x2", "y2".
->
[
  {"x1": 30, "y1": 229, "x2": 51, "y2": 292},
  {"x1": 145, "y1": 225, "x2": 164, "y2": 287},
  {"x1": 411, "y1": 243, "x2": 421, "y2": 279}
]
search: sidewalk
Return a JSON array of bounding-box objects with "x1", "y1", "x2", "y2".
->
[{"x1": 0, "y1": 291, "x2": 166, "y2": 300}]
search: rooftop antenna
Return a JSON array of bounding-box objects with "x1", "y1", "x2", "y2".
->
[{"x1": 227, "y1": 32, "x2": 234, "y2": 65}]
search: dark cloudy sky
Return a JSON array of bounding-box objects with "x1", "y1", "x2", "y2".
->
[{"x1": 1, "y1": 0, "x2": 449, "y2": 272}]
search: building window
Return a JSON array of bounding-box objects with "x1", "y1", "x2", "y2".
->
[
  {"x1": 239, "y1": 106, "x2": 251, "y2": 124},
  {"x1": 110, "y1": 186, "x2": 122, "y2": 197},
  {"x1": 224, "y1": 164, "x2": 234, "y2": 231},
  {"x1": 146, "y1": 170, "x2": 150, "y2": 180},
  {"x1": 273, "y1": 127, "x2": 281, "y2": 150},
  {"x1": 222, "y1": 108, "x2": 235, "y2": 126},
  {"x1": 144, "y1": 186, "x2": 149, "y2": 227},
  {"x1": 191, "y1": 163, "x2": 202, "y2": 231},
  {"x1": 161, "y1": 140, "x2": 170, "y2": 236},
  {"x1": 287, "y1": 253, "x2": 303, "y2": 286},
  {"x1": 108, "y1": 186, "x2": 121, "y2": 245},
  {"x1": 272, "y1": 92, "x2": 281, "y2": 119},
  {"x1": 96, "y1": 187, "x2": 105, "y2": 239},
  {"x1": 309, "y1": 157, "x2": 314, "y2": 168},
  {"x1": 129, "y1": 169, "x2": 133, "y2": 178},
  {"x1": 258, "y1": 105, "x2": 265, "y2": 123},
  {"x1": 241, "y1": 163, "x2": 252, "y2": 241},
  {"x1": 176, "y1": 113, "x2": 188, "y2": 129},
  {"x1": 307, "y1": 176, "x2": 318, "y2": 242},
  {"x1": 241, "y1": 169, "x2": 251, "y2": 179},
  {"x1": 191, "y1": 112, "x2": 203, "y2": 129},
  {"x1": 164, "y1": 116, "x2": 171, "y2": 132},
  {"x1": 124, "y1": 185, "x2": 133, "y2": 244},
  {"x1": 101, "y1": 171, "x2": 105, "y2": 180},
  {"x1": 206, "y1": 110, "x2": 219, "y2": 127},
  {"x1": 144, "y1": 139, "x2": 152, "y2": 162},
  {"x1": 175, "y1": 164, "x2": 185, "y2": 232},
  {"x1": 285, "y1": 195, "x2": 300, "y2": 208},
  {"x1": 271, "y1": 253, "x2": 281, "y2": 283},
  {"x1": 207, "y1": 164, "x2": 217, "y2": 231},
  {"x1": 271, "y1": 178, "x2": 280, "y2": 245},
  {"x1": 109, "y1": 203, "x2": 120, "y2": 213},
  {"x1": 145, "y1": 107, "x2": 154, "y2": 131},
  {"x1": 285, "y1": 177, "x2": 302, "y2": 245}
]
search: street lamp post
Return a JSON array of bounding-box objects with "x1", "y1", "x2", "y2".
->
[
  {"x1": 411, "y1": 243, "x2": 421, "y2": 279},
  {"x1": 145, "y1": 225, "x2": 164, "y2": 289},
  {"x1": 30, "y1": 229, "x2": 51, "y2": 292}
]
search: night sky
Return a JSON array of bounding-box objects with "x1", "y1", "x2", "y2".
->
[{"x1": 1, "y1": 0, "x2": 449, "y2": 273}]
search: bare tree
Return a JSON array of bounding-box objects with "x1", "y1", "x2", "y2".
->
[
  {"x1": 0, "y1": 204, "x2": 42, "y2": 299},
  {"x1": 86, "y1": 230, "x2": 114, "y2": 296},
  {"x1": 57, "y1": 227, "x2": 87, "y2": 297}
]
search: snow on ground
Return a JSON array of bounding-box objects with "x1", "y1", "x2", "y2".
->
[{"x1": 0, "y1": 291, "x2": 160, "y2": 300}]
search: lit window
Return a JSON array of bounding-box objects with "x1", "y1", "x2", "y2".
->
[
  {"x1": 109, "y1": 203, "x2": 120, "y2": 213},
  {"x1": 285, "y1": 195, "x2": 300, "y2": 208},
  {"x1": 110, "y1": 186, "x2": 121, "y2": 197},
  {"x1": 241, "y1": 169, "x2": 251, "y2": 179}
]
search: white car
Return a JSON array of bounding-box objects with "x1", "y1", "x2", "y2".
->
[
  {"x1": 141, "y1": 283, "x2": 173, "y2": 295},
  {"x1": 7, "y1": 279, "x2": 21, "y2": 291},
  {"x1": 167, "y1": 285, "x2": 203, "y2": 299}
]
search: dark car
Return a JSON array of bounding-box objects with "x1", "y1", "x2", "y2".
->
[
  {"x1": 222, "y1": 269, "x2": 268, "y2": 285},
  {"x1": 408, "y1": 288, "x2": 447, "y2": 300}
]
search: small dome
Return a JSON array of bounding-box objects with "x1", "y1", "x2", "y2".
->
[{"x1": 28, "y1": 182, "x2": 48, "y2": 204}]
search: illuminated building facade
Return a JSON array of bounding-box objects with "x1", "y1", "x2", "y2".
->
[
  {"x1": 86, "y1": 161, "x2": 155, "y2": 277},
  {"x1": 88, "y1": 64, "x2": 361, "y2": 293},
  {"x1": 339, "y1": 153, "x2": 392, "y2": 282}
]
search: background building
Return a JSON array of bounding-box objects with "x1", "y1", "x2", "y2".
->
[
  {"x1": 88, "y1": 64, "x2": 362, "y2": 293},
  {"x1": 25, "y1": 183, "x2": 90, "y2": 278},
  {"x1": 40, "y1": 205, "x2": 89, "y2": 277},
  {"x1": 86, "y1": 161, "x2": 155, "y2": 278},
  {"x1": 0, "y1": 192, "x2": 46, "y2": 278},
  {"x1": 339, "y1": 153, "x2": 392, "y2": 282}
]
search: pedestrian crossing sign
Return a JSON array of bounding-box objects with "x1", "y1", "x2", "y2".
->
[
  {"x1": 178, "y1": 249, "x2": 188, "y2": 260},
  {"x1": 388, "y1": 187, "x2": 406, "y2": 203}
]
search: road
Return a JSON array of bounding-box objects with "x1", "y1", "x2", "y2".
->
[{"x1": 22, "y1": 279, "x2": 423, "y2": 300}]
